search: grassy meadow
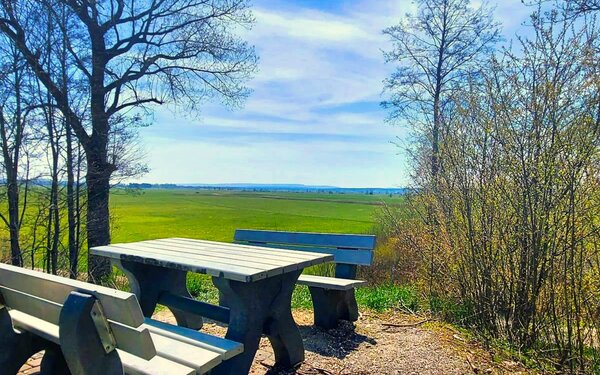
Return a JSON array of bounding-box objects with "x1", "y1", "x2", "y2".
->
[
  {"x1": 0, "y1": 188, "x2": 415, "y2": 312},
  {"x1": 109, "y1": 189, "x2": 415, "y2": 312},
  {"x1": 110, "y1": 189, "x2": 397, "y2": 242}
]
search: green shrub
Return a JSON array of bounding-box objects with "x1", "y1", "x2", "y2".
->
[{"x1": 428, "y1": 294, "x2": 473, "y2": 324}]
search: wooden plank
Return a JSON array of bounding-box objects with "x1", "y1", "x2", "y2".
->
[
  {"x1": 163, "y1": 238, "x2": 335, "y2": 269},
  {"x1": 234, "y1": 229, "x2": 376, "y2": 250},
  {"x1": 152, "y1": 239, "x2": 318, "y2": 266},
  {"x1": 297, "y1": 275, "x2": 366, "y2": 290},
  {"x1": 9, "y1": 310, "x2": 213, "y2": 375},
  {"x1": 144, "y1": 318, "x2": 243, "y2": 360},
  {"x1": 129, "y1": 240, "x2": 328, "y2": 276},
  {"x1": 1, "y1": 286, "x2": 156, "y2": 360},
  {"x1": 8, "y1": 309, "x2": 60, "y2": 344},
  {"x1": 9, "y1": 311, "x2": 200, "y2": 375},
  {"x1": 164, "y1": 238, "x2": 334, "y2": 268},
  {"x1": 241, "y1": 243, "x2": 373, "y2": 266},
  {"x1": 91, "y1": 245, "x2": 265, "y2": 282},
  {"x1": 111, "y1": 242, "x2": 287, "y2": 274},
  {"x1": 92, "y1": 242, "x2": 332, "y2": 282},
  {"x1": 162, "y1": 238, "x2": 324, "y2": 261},
  {"x1": 161, "y1": 239, "x2": 333, "y2": 272},
  {"x1": 0, "y1": 285, "x2": 61, "y2": 323},
  {"x1": 118, "y1": 351, "x2": 196, "y2": 375},
  {"x1": 150, "y1": 333, "x2": 222, "y2": 373},
  {"x1": 0, "y1": 263, "x2": 144, "y2": 327}
]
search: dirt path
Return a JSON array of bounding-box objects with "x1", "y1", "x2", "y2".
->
[
  {"x1": 156, "y1": 309, "x2": 531, "y2": 375},
  {"x1": 19, "y1": 309, "x2": 532, "y2": 375}
]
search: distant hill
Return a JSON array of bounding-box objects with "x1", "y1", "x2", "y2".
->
[{"x1": 124, "y1": 182, "x2": 408, "y2": 195}]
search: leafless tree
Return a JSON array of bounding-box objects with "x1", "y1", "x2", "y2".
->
[
  {"x1": 382, "y1": 0, "x2": 501, "y2": 179},
  {"x1": 0, "y1": 0, "x2": 257, "y2": 281},
  {"x1": 0, "y1": 37, "x2": 34, "y2": 267},
  {"x1": 568, "y1": 0, "x2": 600, "y2": 15}
]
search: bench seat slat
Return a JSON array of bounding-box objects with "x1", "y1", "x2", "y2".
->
[
  {"x1": 149, "y1": 333, "x2": 221, "y2": 373},
  {"x1": 8, "y1": 310, "x2": 226, "y2": 375},
  {"x1": 8, "y1": 309, "x2": 60, "y2": 344},
  {"x1": 118, "y1": 351, "x2": 196, "y2": 375},
  {"x1": 297, "y1": 275, "x2": 366, "y2": 290},
  {"x1": 0, "y1": 263, "x2": 144, "y2": 327},
  {"x1": 144, "y1": 318, "x2": 243, "y2": 360},
  {"x1": 0, "y1": 285, "x2": 156, "y2": 360}
]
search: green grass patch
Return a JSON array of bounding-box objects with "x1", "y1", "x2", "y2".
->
[
  {"x1": 356, "y1": 284, "x2": 420, "y2": 312},
  {"x1": 185, "y1": 274, "x2": 422, "y2": 314},
  {"x1": 186, "y1": 273, "x2": 219, "y2": 304},
  {"x1": 292, "y1": 285, "x2": 313, "y2": 309}
]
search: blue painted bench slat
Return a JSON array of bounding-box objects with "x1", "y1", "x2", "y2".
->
[
  {"x1": 234, "y1": 229, "x2": 376, "y2": 329},
  {"x1": 234, "y1": 229, "x2": 376, "y2": 250},
  {"x1": 233, "y1": 229, "x2": 375, "y2": 267}
]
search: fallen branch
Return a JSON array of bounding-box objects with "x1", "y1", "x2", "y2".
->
[
  {"x1": 466, "y1": 356, "x2": 479, "y2": 373},
  {"x1": 382, "y1": 318, "x2": 431, "y2": 328}
]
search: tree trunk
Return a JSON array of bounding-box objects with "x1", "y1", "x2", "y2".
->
[
  {"x1": 7, "y1": 178, "x2": 22, "y2": 267},
  {"x1": 432, "y1": 93, "x2": 441, "y2": 179},
  {"x1": 86, "y1": 152, "x2": 112, "y2": 282},
  {"x1": 66, "y1": 125, "x2": 78, "y2": 278}
]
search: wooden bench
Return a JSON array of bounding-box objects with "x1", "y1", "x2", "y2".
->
[
  {"x1": 234, "y1": 229, "x2": 376, "y2": 329},
  {"x1": 0, "y1": 263, "x2": 243, "y2": 375}
]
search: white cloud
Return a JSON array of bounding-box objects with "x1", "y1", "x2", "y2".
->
[{"x1": 134, "y1": 0, "x2": 532, "y2": 187}]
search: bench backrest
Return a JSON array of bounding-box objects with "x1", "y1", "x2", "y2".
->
[
  {"x1": 234, "y1": 229, "x2": 376, "y2": 272},
  {"x1": 0, "y1": 263, "x2": 156, "y2": 360}
]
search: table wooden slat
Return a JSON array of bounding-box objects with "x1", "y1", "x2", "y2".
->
[
  {"x1": 128, "y1": 241, "x2": 308, "y2": 269},
  {"x1": 160, "y1": 238, "x2": 323, "y2": 261},
  {"x1": 91, "y1": 238, "x2": 333, "y2": 282}
]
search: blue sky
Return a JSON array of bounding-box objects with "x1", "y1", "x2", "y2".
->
[{"x1": 135, "y1": 0, "x2": 532, "y2": 188}]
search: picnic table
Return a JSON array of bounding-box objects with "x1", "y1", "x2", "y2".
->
[{"x1": 90, "y1": 237, "x2": 333, "y2": 374}]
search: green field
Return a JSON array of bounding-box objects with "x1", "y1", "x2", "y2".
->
[
  {"x1": 110, "y1": 189, "x2": 398, "y2": 243},
  {"x1": 108, "y1": 189, "x2": 417, "y2": 312}
]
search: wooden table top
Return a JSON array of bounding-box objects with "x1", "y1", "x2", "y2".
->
[{"x1": 90, "y1": 238, "x2": 333, "y2": 282}]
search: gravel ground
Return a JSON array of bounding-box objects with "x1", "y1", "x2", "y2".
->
[{"x1": 19, "y1": 309, "x2": 533, "y2": 375}]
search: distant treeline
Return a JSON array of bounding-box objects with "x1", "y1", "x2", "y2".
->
[{"x1": 124, "y1": 183, "x2": 408, "y2": 196}]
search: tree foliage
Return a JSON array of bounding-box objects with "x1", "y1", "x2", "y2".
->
[
  {"x1": 382, "y1": 1, "x2": 600, "y2": 371},
  {"x1": 0, "y1": 0, "x2": 257, "y2": 281}
]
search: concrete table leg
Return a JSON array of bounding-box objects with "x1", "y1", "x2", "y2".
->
[
  {"x1": 211, "y1": 270, "x2": 304, "y2": 375},
  {"x1": 115, "y1": 260, "x2": 204, "y2": 329}
]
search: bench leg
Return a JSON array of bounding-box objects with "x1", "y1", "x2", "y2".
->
[
  {"x1": 59, "y1": 291, "x2": 123, "y2": 375},
  {"x1": 40, "y1": 344, "x2": 71, "y2": 374},
  {"x1": 211, "y1": 270, "x2": 304, "y2": 375},
  {"x1": 117, "y1": 260, "x2": 204, "y2": 330},
  {"x1": 0, "y1": 306, "x2": 49, "y2": 375},
  {"x1": 308, "y1": 287, "x2": 359, "y2": 329}
]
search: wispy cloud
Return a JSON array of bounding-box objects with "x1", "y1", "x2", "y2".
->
[{"x1": 138, "y1": 0, "x2": 531, "y2": 187}]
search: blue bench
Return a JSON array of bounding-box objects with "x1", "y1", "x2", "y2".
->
[{"x1": 234, "y1": 229, "x2": 376, "y2": 329}]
